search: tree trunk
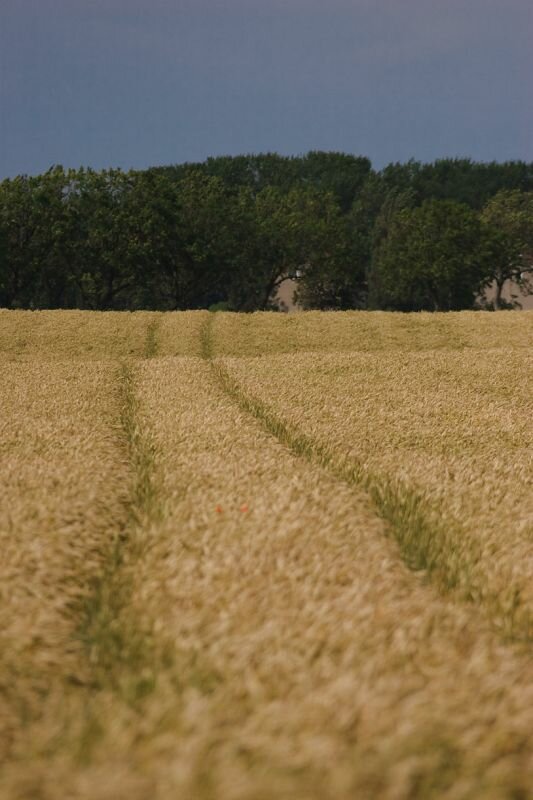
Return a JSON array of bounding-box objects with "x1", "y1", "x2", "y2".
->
[
  {"x1": 261, "y1": 271, "x2": 285, "y2": 310},
  {"x1": 494, "y1": 279, "x2": 504, "y2": 311}
]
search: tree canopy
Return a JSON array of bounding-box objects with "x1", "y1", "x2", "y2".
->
[
  {"x1": 480, "y1": 190, "x2": 533, "y2": 309},
  {"x1": 369, "y1": 200, "x2": 495, "y2": 311},
  {"x1": 1, "y1": 152, "x2": 532, "y2": 312}
]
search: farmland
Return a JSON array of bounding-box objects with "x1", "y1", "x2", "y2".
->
[{"x1": 0, "y1": 309, "x2": 532, "y2": 799}]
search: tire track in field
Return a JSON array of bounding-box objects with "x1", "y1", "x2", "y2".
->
[
  {"x1": 75, "y1": 363, "x2": 162, "y2": 699},
  {"x1": 1, "y1": 314, "x2": 166, "y2": 781},
  {"x1": 144, "y1": 313, "x2": 163, "y2": 359},
  {"x1": 0, "y1": 362, "x2": 132, "y2": 768},
  {"x1": 202, "y1": 313, "x2": 531, "y2": 642},
  {"x1": 75, "y1": 312, "x2": 165, "y2": 699},
  {"x1": 142, "y1": 336, "x2": 533, "y2": 797}
]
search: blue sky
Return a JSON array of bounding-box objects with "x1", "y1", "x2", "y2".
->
[{"x1": 1, "y1": 0, "x2": 531, "y2": 177}]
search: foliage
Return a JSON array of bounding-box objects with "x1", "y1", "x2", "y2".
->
[
  {"x1": 0, "y1": 167, "x2": 74, "y2": 308},
  {"x1": 369, "y1": 199, "x2": 496, "y2": 311},
  {"x1": 380, "y1": 158, "x2": 533, "y2": 209},
  {"x1": 1, "y1": 153, "x2": 532, "y2": 311},
  {"x1": 480, "y1": 189, "x2": 533, "y2": 308}
]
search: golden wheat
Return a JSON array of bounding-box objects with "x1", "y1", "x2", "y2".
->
[
  {"x1": 214, "y1": 314, "x2": 533, "y2": 638},
  {"x1": 0, "y1": 309, "x2": 209, "y2": 362},
  {"x1": 0, "y1": 360, "x2": 130, "y2": 760},
  {"x1": 117, "y1": 354, "x2": 532, "y2": 798},
  {"x1": 0, "y1": 309, "x2": 532, "y2": 799},
  {"x1": 210, "y1": 309, "x2": 533, "y2": 357},
  {"x1": 0, "y1": 310, "x2": 156, "y2": 361}
]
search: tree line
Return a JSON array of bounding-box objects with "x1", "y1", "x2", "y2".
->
[{"x1": 1, "y1": 152, "x2": 532, "y2": 312}]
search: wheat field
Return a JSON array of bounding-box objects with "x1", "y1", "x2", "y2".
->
[{"x1": 0, "y1": 308, "x2": 532, "y2": 799}]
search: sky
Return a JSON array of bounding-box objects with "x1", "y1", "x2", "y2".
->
[{"x1": 1, "y1": 0, "x2": 532, "y2": 178}]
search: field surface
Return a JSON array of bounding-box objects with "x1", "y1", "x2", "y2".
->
[{"x1": 0, "y1": 309, "x2": 532, "y2": 799}]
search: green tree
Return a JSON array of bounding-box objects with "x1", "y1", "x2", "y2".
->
[
  {"x1": 156, "y1": 151, "x2": 372, "y2": 211},
  {"x1": 0, "y1": 223, "x2": 7, "y2": 307},
  {"x1": 379, "y1": 159, "x2": 533, "y2": 209},
  {"x1": 158, "y1": 171, "x2": 238, "y2": 309},
  {"x1": 297, "y1": 152, "x2": 372, "y2": 212},
  {"x1": 227, "y1": 186, "x2": 359, "y2": 311},
  {"x1": 66, "y1": 168, "x2": 149, "y2": 309},
  {"x1": 366, "y1": 188, "x2": 415, "y2": 308},
  {"x1": 224, "y1": 185, "x2": 306, "y2": 311},
  {"x1": 0, "y1": 166, "x2": 72, "y2": 308},
  {"x1": 292, "y1": 193, "x2": 367, "y2": 310},
  {"x1": 369, "y1": 199, "x2": 493, "y2": 311},
  {"x1": 480, "y1": 190, "x2": 533, "y2": 309}
]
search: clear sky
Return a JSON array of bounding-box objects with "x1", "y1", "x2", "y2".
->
[{"x1": 1, "y1": 0, "x2": 532, "y2": 178}]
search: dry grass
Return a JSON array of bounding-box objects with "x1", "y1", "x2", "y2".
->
[{"x1": 0, "y1": 309, "x2": 532, "y2": 798}]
